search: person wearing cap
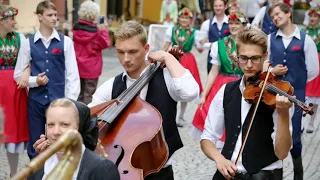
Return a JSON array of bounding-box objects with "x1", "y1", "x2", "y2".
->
[
  {"x1": 29, "y1": 98, "x2": 120, "y2": 180},
  {"x1": 0, "y1": 5, "x2": 30, "y2": 177},
  {"x1": 163, "y1": 7, "x2": 203, "y2": 127},
  {"x1": 191, "y1": 12, "x2": 247, "y2": 145},
  {"x1": 302, "y1": 7, "x2": 320, "y2": 134}
]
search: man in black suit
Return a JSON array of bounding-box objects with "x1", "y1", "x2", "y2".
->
[{"x1": 28, "y1": 98, "x2": 120, "y2": 180}]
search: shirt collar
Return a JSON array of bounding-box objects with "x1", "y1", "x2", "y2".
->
[
  {"x1": 212, "y1": 14, "x2": 229, "y2": 24},
  {"x1": 275, "y1": 25, "x2": 301, "y2": 40},
  {"x1": 34, "y1": 29, "x2": 60, "y2": 43},
  {"x1": 43, "y1": 144, "x2": 85, "y2": 179},
  {"x1": 239, "y1": 77, "x2": 246, "y2": 95}
]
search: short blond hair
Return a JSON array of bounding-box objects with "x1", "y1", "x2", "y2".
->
[
  {"x1": 36, "y1": 1, "x2": 56, "y2": 15},
  {"x1": 78, "y1": 0, "x2": 100, "y2": 22},
  {"x1": 236, "y1": 26, "x2": 268, "y2": 54},
  {"x1": 46, "y1": 98, "x2": 79, "y2": 125},
  {"x1": 114, "y1": 20, "x2": 147, "y2": 45}
]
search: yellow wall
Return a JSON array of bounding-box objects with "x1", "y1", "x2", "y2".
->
[
  {"x1": 142, "y1": 0, "x2": 162, "y2": 22},
  {"x1": 11, "y1": 0, "x2": 42, "y2": 34}
]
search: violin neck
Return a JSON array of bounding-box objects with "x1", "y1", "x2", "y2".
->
[
  {"x1": 99, "y1": 63, "x2": 161, "y2": 124},
  {"x1": 266, "y1": 84, "x2": 303, "y2": 105}
]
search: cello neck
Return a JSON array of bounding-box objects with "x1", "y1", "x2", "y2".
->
[{"x1": 99, "y1": 63, "x2": 161, "y2": 124}]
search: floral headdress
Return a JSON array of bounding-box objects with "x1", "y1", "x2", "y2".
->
[
  {"x1": 178, "y1": 7, "x2": 193, "y2": 18},
  {"x1": 228, "y1": 11, "x2": 247, "y2": 24},
  {"x1": 0, "y1": 6, "x2": 18, "y2": 20},
  {"x1": 308, "y1": 7, "x2": 320, "y2": 16},
  {"x1": 228, "y1": 1, "x2": 240, "y2": 9}
]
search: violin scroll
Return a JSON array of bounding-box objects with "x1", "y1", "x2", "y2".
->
[{"x1": 302, "y1": 103, "x2": 314, "y2": 117}]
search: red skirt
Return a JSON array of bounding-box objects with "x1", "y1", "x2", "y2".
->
[
  {"x1": 192, "y1": 74, "x2": 240, "y2": 136},
  {"x1": 180, "y1": 53, "x2": 203, "y2": 93},
  {"x1": 0, "y1": 69, "x2": 29, "y2": 143},
  {"x1": 306, "y1": 53, "x2": 320, "y2": 97}
]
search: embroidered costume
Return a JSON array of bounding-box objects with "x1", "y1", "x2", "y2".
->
[
  {"x1": 165, "y1": 25, "x2": 203, "y2": 93},
  {"x1": 0, "y1": 31, "x2": 29, "y2": 153},
  {"x1": 192, "y1": 36, "x2": 243, "y2": 140}
]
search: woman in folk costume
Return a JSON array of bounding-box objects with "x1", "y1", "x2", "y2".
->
[
  {"x1": 303, "y1": 7, "x2": 320, "y2": 133},
  {"x1": 160, "y1": 0, "x2": 178, "y2": 26},
  {"x1": 164, "y1": 7, "x2": 203, "y2": 127},
  {"x1": 0, "y1": 5, "x2": 29, "y2": 177},
  {"x1": 191, "y1": 12, "x2": 247, "y2": 144}
]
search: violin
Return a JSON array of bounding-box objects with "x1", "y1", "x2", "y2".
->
[
  {"x1": 90, "y1": 46, "x2": 183, "y2": 180},
  {"x1": 234, "y1": 68, "x2": 313, "y2": 167},
  {"x1": 243, "y1": 71, "x2": 314, "y2": 116}
]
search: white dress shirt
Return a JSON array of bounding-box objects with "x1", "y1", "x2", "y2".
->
[
  {"x1": 199, "y1": 15, "x2": 229, "y2": 49},
  {"x1": 267, "y1": 25, "x2": 320, "y2": 82},
  {"x1": 14, "y1": 29, "x2": 80, "y2": 100},
  {"x1": 42, "y1": 144, "x2": 85, "y2": 180},
  {"x1": 251, "y1": 6, "x2": 267, "y2": 27},
  {"x1": 209, "y1": 41, "x2": 222, "y2": 66},
  {"x1": 88, "y1": 64, "x2": 199, "y2": 166},
  {"x1": 201, "y1": 78, "x2": 294, "y2": 173}
]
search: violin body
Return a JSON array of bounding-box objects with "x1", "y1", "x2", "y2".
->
[
  {"x1": 244, "y1": 72, "x2": 294, "y2": 108},
  {"x1": 91, "y1": 96, "x2": 169, "y2": 180}
]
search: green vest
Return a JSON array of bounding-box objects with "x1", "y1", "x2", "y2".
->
[
  {"x1": 171, "y1": 26, "x2": 195, "y2": 52},
  {"x1": 218, "y1": 36, "x2": 243, "y2": 75},
  {"x1": 302, "y1": 25, "x2": 320, "y2": 52},
  {"x1": 0, "y1": 31, "x2": 21, "y2": 66}
]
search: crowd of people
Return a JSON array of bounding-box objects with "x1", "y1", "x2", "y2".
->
[{"x1": 0, "y1": 0, "x2": 319, "y2": 180}]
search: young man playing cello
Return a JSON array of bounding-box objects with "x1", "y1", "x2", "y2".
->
[
  {"x1": 88, "y1": 21, "x2": 199, "y2": 180},
  {"x1": 200, "y1": 27, "x2": 294, "y2": 180}
]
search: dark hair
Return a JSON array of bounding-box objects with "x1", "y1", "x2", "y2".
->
[
  {"x1": 36, "y1": 0, "x2": 56, "y2": 15},
  {"x1": 214, "y1": 0, "x2": 228, "y2": 6},
  {"x1": 268, "y1": 3, "x2": 292, "y2": 19}
]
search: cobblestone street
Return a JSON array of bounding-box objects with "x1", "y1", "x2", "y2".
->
[{"x1": 1, "y1": 48, "x2": 319, "y2": 180}]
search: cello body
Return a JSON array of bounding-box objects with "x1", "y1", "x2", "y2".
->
[{"x1": 91, "y1": 96, "x2": 169, "y2": 180}]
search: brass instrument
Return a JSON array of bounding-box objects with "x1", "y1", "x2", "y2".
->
[{"x1": 10, "y1": 129, "x2": 83, "y2": 180}]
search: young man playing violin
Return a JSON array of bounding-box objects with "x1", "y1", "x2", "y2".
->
[
  {"x1": 88, "y1": 20, "x2": 199, "y2": 180},
  {"x1": 267, "y1": 3, "x2": 319, "y2": 179},
  {"x1": 200, "y1": 27, "x2": 294, "y2": 180}
]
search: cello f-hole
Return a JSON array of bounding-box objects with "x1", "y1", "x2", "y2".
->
[{"x1": 114, "y1": 145, "x2": 125, "y2": 167}]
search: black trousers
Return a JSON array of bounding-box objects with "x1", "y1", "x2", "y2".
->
[
  {"x1": 232, "y1": 168, "x2": 283, "y2": 180},
  {"x1": 145, "y1": 165, "x2": 174, "y2": 180}
]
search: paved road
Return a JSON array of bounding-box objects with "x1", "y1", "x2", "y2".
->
[{"x1": 1, "y1": 48, "x2": 319, "y2": 180}]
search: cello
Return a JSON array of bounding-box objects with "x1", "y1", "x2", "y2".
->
[{"x1": 90, "y1": 47, "x2": 183, "y2": 180}]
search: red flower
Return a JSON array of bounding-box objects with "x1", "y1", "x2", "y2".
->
[
  {"x1": 5, "y1": 52, "x2": 8, "y2": 57},
  {"x1": 184, "y1": 11, "x2": 189, "y2": 16},
  {"x1": 51, "y1": 48, "x2": 62, "y2": 54},
  {"x1": 0, "y1": 58, "x2": 4, "y2": 65},
  {"x1": 232, "y1": 2, "x2": 237, "y2": 7},
  {"x1": 224, "y1": 29, "x2": 230, "y2": 34},
  {"x1": 229, "y1": 13, "x2": 237, "y2": 21},
  {"x1": 8, "y1": 58, "x2": 13, "y2": 65},
  {"x1": 225, "y1": 41, "x2": 229, "y2": 46},
  {"x1": 292, "y1": 46, "x2": 301, "y2": 51}
]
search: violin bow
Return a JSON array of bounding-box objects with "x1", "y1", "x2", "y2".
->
[{"x1": 234, "y1": 66, "x2": 273, "y2": 166}]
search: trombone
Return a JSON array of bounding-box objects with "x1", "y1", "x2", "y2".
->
[{"x1": 10, "y1": 129, "x2": 83, "y2": 180}]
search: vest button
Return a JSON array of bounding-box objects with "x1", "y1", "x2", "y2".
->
[
  {"x1": 45, "y1": 51, "x2": 48, "y2": 54},
  {"x1": 46, "y1": 60, "x2": 49, "y2": 63},
  {"x1": 46, "y1": 69, "x2": 49, "y2": 72},
  {"x1": 284, "y1": 52, "x2": 286, "y2": 55},
  {"x1": 45, "y1": 95, "x2": 48, "y2": 98},
  {"x1": 238, "y1": 126, "x2": 240, "y2": 128}
]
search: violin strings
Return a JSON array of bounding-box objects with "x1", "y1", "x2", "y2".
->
[
  {"x1": 99, "y1": 63, "x2": 160, "y2": 123},
  {"x1": 267, "y1": 84, "x2": 302, "y2": 104}
]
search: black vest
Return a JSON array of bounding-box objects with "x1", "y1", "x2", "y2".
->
[
  {"x1": 213, "y1": 80, "x2": 278, "y2": 179},
  {"x1": 111, "y1": 69, "x2": 183, "y2": 158}
]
